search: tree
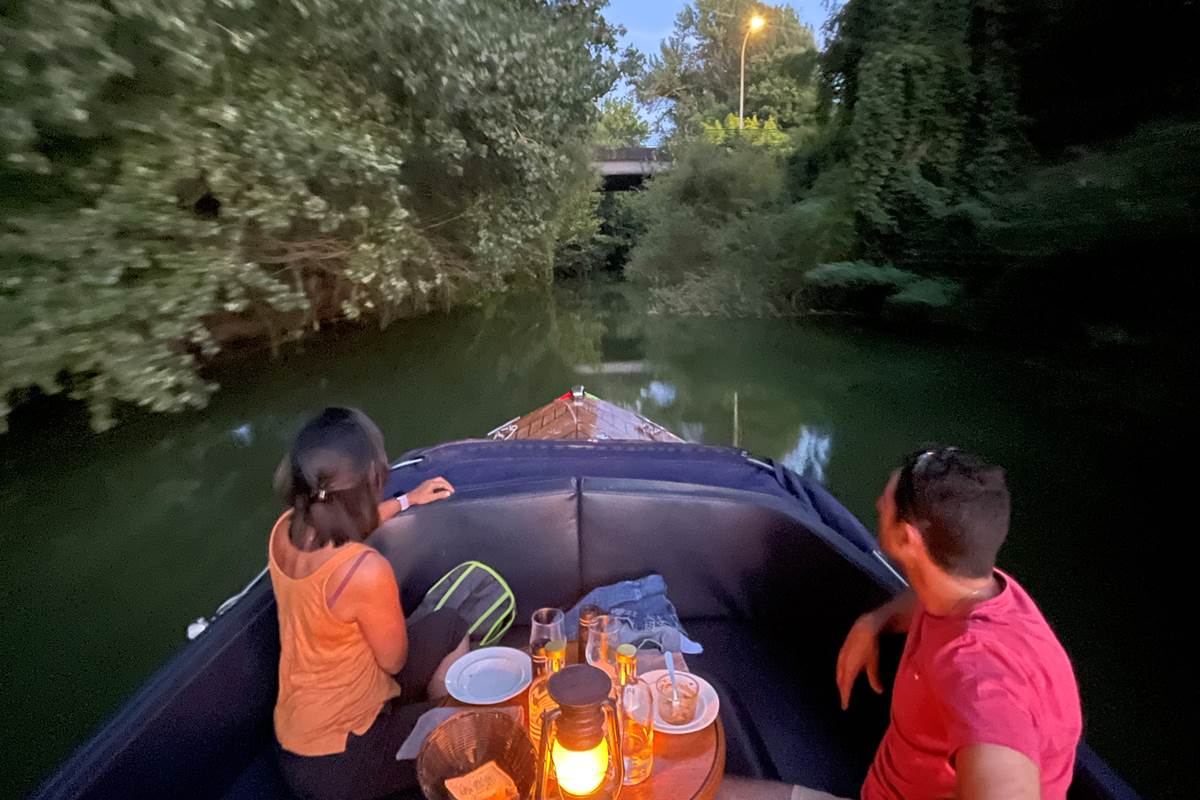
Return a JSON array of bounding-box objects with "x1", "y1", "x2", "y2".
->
[
  {"x1": 702, "y1": 114, "x2": 791, "y2": 149},
  {"x1": 0, "y1": 0, "x2": 621, "y2": 430},
  {"x1": 820, "y1": 0, "x2": 1022, "y2": 240},
  {"x1": 595, "y1": 97, "x2": 650, "y2": 148},
  {"x1": 625, "y1": 142, "x2": 854, "y2": 315},
  {"x1": 635, "y1": 0, "x2": 819, "y2": 138}
]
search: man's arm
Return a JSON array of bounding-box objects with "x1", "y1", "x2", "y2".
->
[
  {"x1": 873, "y1": 589, "x2": 917, "y2": 633},
  {"x1": 957, "y1": 744, "x2": 1041, "y2": 800},
  {"x1": 836, "y1": 590, "x2": 916, "y2": 709}
]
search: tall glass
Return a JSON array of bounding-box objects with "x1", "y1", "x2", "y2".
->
[
  {"x1": 530, "y1": 607, "x2": 566, "y2": 656},
  {"x1": 616, "y1": 643, "x2": 654, "y2": 785},
  {"x1": 585, "y1": 614, "x2": 624, "y2": 683}
]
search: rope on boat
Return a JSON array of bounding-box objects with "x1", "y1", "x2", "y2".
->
[
  {"x1": 873, "y1": 550, "x2": 909, "y2": 587},
  {"x1": 485, "y1": 418, "x2": 519, "y2": 440},
  {"x1": 389, "y1": 456, "x2": 426, "y2": 469},
  {"x1": 186, "y1": 565, "x2": 269, "y2": 640}
]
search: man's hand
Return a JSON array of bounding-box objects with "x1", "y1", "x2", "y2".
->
[
  {"x1": 836, "y1": 610, "x2": 885, "y2": 710},
  {"x1": 408, "y1": 476, "x2": 455, "y2": 505}
]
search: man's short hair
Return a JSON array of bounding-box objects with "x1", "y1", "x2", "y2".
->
[{"x1": 894, "y1": 447, "x2": 1011, "y2": 578}]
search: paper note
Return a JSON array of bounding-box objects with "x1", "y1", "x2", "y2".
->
[{"x1": 444, "y1": 760, "x2": 519, "y2": 800}]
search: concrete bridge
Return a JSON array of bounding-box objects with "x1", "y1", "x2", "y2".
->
[{"x1": 592, "y1": 147, "x2": 669, "y2": 190}]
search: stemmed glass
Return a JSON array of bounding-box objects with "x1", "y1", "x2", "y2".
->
[
  {"x1": 529, "y1": 607, "x2": 566, "y2": 656},
  {"x1": 585, "y1": 614, "x2": 625, "y2": 682}
]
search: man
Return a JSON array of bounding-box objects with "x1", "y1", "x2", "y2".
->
[{"x1": 720, "y1": 448, "x2": 1082, "y2": 800}]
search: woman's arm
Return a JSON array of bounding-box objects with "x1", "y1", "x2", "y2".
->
[
  {"x1": 378, "y1": 476, "x2": 456, "y2": 523},
  {"x1": 336, "y1": 552, "x2": 410, "y2": 673}
]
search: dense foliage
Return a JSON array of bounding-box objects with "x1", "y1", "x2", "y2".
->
[
  {"x1": 0, "y1": 0, "x2": 621, "y2": 429},
  {"x1": 594, "y1": 97, "x2": 650, "y2": 148},
  {"x1": 625, "y1": 0, "x2": 1199, "y2": 338},
  {"x1": 3, "y1": 0, "x2": 1196, "y2": 427},
  {"x1": 702, "y1": 115, "x2": 790, "y2": 149}
]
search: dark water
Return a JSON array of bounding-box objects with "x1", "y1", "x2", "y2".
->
[{"x1": 0, "y1": 284, "x2": 1190, "y2": 798}]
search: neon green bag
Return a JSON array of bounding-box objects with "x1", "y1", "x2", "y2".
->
[{"x1": 410, "y1": 561, "x2": 516, "y2": 646}]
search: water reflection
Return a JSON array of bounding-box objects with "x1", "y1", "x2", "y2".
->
[
  {"x1": 639, "y1": 381, "x2": 677, "y2": 407},
  {"x1": 230, "y1": 423, "x2": 254, "y2": 446},
  {"x1": 575, "y1": 361, "x2": 648, "y2": 375},
  {"x1": 780, "y1": 426, "x2": 833, "y2": 483}
]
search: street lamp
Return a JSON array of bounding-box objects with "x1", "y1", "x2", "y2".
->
[{"x1": 739, "y1": 14, "x2": 767, "y2": 129}]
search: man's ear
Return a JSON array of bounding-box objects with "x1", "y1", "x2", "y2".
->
[{"x1": 899, "y1": 520, "x2": 927, "y2": 557}]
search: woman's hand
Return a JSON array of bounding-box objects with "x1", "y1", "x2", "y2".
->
[{"x1": 408, "y1": 476, "x2": 455, "y2": 506}]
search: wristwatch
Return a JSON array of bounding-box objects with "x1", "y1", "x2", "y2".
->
[{"x1": 395, "y1": 493, "x2": 410, "y2": 512}]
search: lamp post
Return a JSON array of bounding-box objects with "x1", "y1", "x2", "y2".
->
[{"x1": 739, "y1": 14, "x2": 766, "y2": 129}]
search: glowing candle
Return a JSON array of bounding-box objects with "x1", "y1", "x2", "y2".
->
[{"x1": 551, "y1": 736, "x2": 610, "y2": 796}]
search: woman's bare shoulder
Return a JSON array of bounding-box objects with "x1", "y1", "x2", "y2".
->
[{"x1": 327, "y1": 548, "x2": 397, "y2": 608}]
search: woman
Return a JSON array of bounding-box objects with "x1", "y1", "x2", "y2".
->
[{"x1": 269, "y1": 407, "x2": 468, "y2": 800}]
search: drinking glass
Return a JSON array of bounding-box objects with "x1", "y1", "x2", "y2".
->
[
  {"x1": 585, "y1": 614, "x2": 624, "y2": 682},
  {"x1": 529, "y1": 607, "x2": 566, "y2": 655},
  {"x1": 655, "y1": 673, "x2": 700, "y2": 725}
]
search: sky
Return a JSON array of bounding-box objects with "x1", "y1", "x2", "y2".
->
[{"x1": 604, "y1": 0, "x2": 831, "y2": 58}]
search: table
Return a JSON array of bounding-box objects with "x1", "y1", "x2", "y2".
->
[{"x1": 442, "y1": 648, "x2": 725, "y2": 800}]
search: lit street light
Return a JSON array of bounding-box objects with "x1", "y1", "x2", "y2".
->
[{"x1": 739, "y1": 14, "x2": 766, "y2": 129}]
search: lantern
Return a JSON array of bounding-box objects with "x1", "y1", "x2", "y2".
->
[{"x1": 536, "y1": 664, "x2": 623, "y2": 799}]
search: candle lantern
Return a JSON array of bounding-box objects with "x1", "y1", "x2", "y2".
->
[{"x1": 535, "y1": 664, "x2": 623, "y2": 799}]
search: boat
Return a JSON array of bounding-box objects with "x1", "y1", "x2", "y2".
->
[
  {"x1": 486, "y1": 387, "x2": 682, "y2": 443},
  {"x1": 33, "y1": 392, "x2": 1140, "y2": 799}
]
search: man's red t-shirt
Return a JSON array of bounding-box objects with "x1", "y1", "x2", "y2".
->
[{"x1": 862, "y1": 571, "x2": 1082, "y2": 800}]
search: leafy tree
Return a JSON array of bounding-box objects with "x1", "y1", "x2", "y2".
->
[
  {"x1": 702, "y1": 114, "x2": 791, "y2": 149},
  {"x1": 821, "y1": 0, "x2": 1022, "y2": 238},
  {"x1": 595, "y1": 97, "x2": 651, "y2": 148},
  {"x1": 0, "y1": 0, "x2": 621, "y2": 430},
  {"x1": 636, "y1": 0, "x2": 819, "y2": 137},
  {"x1": 626, "y1": 143, "x2": 854, "y2": 315}
]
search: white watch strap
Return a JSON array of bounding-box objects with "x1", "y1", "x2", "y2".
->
[{"x1": 397, "y1": 493, "x2": 410, "y2": 512}]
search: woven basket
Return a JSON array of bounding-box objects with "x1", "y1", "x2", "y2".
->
[{"x1": 416, "y1": 710, "x2": 537, "y2": 800}]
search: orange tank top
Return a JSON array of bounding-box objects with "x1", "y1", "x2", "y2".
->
[{"x1": 268, "y1": 512, "x2": 402, "y2": 756}]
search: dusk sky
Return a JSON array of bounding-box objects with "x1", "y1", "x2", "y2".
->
[{"x1": 604, "y1": 0, "x2": 831, "y2": 58}]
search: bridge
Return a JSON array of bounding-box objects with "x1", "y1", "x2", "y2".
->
[{"x1": 591, "y1": 147, "x2": 669, "y2": 190}]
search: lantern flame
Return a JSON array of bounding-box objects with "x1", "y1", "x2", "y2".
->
[{"x1": 551, "y1": 736, "x2": 610, "y2": 796}]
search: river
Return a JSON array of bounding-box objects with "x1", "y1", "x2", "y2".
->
[{"x1": 0, "y1": 283, "x2": 1188, "y2": 798}]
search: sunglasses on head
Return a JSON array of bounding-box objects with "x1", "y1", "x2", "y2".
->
[
  {"x1": 910, "y1": 446, "x2": 960, "y2": 478},
  {"x1": 895, "y1": 446, "x2": 961, "y2": 520}
]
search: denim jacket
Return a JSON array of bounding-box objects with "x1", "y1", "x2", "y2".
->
[{"x1": 564, "y1": 574, "x2": 703, "y2": 654}]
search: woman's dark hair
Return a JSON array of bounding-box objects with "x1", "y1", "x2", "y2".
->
[
  {"x1": 274, "y1": 408, "x2": 388, "y2": 550},
  {"x1": 894, "y1": 446, "x2": 1011, "y2": 578}
]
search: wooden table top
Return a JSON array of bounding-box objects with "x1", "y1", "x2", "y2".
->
[{"x1": 441, "y1": 648, "x2": 725, "y2": 800}]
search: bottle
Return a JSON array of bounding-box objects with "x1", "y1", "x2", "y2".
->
[
  {"x1": 615, "y1": 643, "x2": 654, "y2": 785},
  {"x1": 528, "y1": 639, "x2": 568, "y2": 751}
]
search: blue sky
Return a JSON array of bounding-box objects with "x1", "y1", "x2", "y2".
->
[{"x1": 604, "y1": 0, "x2": 830, "y2": 57}]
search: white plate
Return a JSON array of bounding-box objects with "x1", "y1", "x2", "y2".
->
[
  {"x1": 641, "y1": 669, "x2": 720, "y2": 735},
  {"x1": 444, "y1": 647, "x2": 532, "y2": 705}
]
